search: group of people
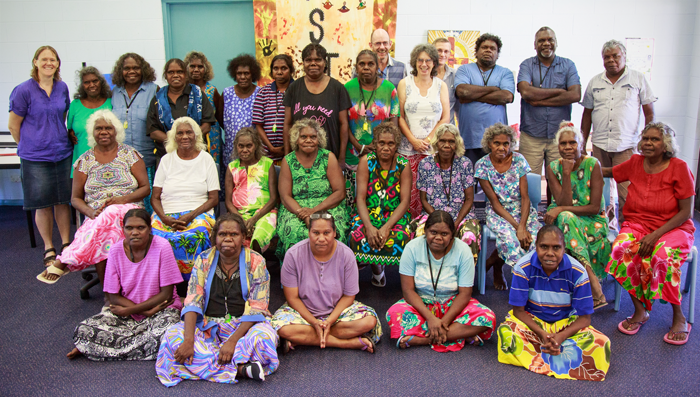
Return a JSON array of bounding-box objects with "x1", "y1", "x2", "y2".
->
[{"x1": 7, "y1": 25, "x2": 695, "y2": 385}]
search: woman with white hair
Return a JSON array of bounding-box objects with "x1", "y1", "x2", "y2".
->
[
  {"x1": 151, "y1": 117, "x2": 220, "y2": 283},
  {"x1": 37, "y1": 109, "x2": 150, "y2": 284},
  {"x1": 603, "y1": 122, "x2": 695, "y2": 345},
  {"x1": 545, "y1": 121, "x2": 610, "y2": 309}
]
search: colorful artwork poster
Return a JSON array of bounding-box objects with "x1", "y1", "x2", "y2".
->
[
  {"x1": 625, "y1": 38, "x2": 654, "y2": 81},
  {"x1": 254, "y1": 0, "x2": 279, "y2": 86},
  {"x1": 427, "y1": 30, "x2": 480, "y2": 66},
  {"x1": 374, "y1": 0, "x2": 398, "y2": 57}
]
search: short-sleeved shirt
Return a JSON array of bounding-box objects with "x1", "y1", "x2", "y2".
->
[
  {"x1": 474, "y1": 152, "x2": 531, "y2": 211},
  {"x1": 518, "y1": 56, "x2": 580, "y2": 139},
  {"x1": 283, "y1": 77, "x2": 352, "y2": 159},
  {"x1": 582, "y1": 67, "x2": 657, "y2": 152},
  {"x1": 112, "y1": 82, "x2": 158, "y2": 169},
  {"x1": 67, "y1": 97, "x2": 113, "y2": 176},
  {"x1": 510, "y1": 251, "x2": 594, "y2": 323},
  {"x1": 399, "y1": 236, "x2": 474, "y2": 304},
  {"x1": 416, "y1": 155, "x2": 477, "y2": 220},
  {"x1": 9, "y1": 78, "x2": 72, "y2": 162},
  {"x1": 153, "y1": 150, "x2": 220, "y2": 214},
  {"x1": 613, "y1": 154, "x2": 696, "y2": 234},
  {"x1": 280, "y1": 239, "x2": 359, "y2": 317},
  {"x1": 74, "y1": 143, "x2": 142, "y2": 210},
  {"x1": 440, "y1": 65, "x2": 457, "y2": 124},
  {"x1": 251, "y1": 81, "x2": 288, "y2": 160},
  {"x1": 455, "y1": 64, "x2": 515, "y2": 149},
  {"x1": 103, "y1": 235, "x2": 183, "y2": 321}
]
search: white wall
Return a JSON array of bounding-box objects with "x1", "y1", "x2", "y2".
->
[{"x1": 1, "y1": 0, "x2": 699, "y2": 168}]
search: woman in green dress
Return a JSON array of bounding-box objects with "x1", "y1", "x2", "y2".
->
[
  {"x1": 225, "y1": 127, "x2": 278, "y2": 254},
  {"x1": 276, "y1": 118, "x2": 349, "y2": 260},
  {"x1": 545, "y1": 121, "x2": 610, "y2": 309}
]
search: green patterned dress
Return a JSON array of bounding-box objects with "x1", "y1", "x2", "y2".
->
[
  {"x1": 276, "y1": 149, "x2": 349, "y2": 260},
  {"x1": 548, "y1": 156, "x2": 611, "y2": 279}
]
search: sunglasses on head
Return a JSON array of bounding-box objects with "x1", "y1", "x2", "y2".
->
[{"x1": 309, "y1": 213, "x2": 333, "y2": 220}]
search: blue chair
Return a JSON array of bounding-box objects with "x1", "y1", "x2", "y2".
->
[{"x1": 475, "y1": 173, "x2": 542, "y2": 294}]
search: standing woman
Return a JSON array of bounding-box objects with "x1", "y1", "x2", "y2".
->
[
  {"x1": 185, "y1": 51, "x2": 223, "y2": 170},
  {"x1": 217, "y1": 54, "x2": 261, "y2": 168},
  {"x1": 8, "y1": 45, "x2": 72, "y2": 265},
  {"x1": 344, "y1": 49, "x2": 400, "y2": 209},
  {"x1": 67, "y1": 66, "x2": 112, "y2": 176},
  {"x1": 111, "y1": 53, "x2": 158, "y2": 213},
  {"x1": 397, "y1": 44, "x2": 450, "y2": 218},
  {"x1": 252, "y1": 54, "x2": 294, "y2": 164}
]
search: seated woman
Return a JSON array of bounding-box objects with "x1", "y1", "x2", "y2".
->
[
  {"x1": 151, "y1": 117, "x2": 219, "y2": 283},
  {"x1": 69, "y1": 209, "x2": 183, "y2": 360},
  {"x1": 545, "y1": 121, "x2": 610, "y2": 309},
  {"x1": 348, "y1": 122, "x2": 411, "y2": 287},
  {"x1": 276, "y1": 119, "x2": 349, "y2": 260},
  {"x1": 37, "y1": 109, "x2": 150, "y2": 284},
  {"x1": 387, "y1": 210, "x2": 495, "y2": 352},
  {"x1": 497, "y1": 225, "x2": 611, "y2": 381},
  {"x1": 602, "y1": 122, "x2": 695, "y2": 345},
  {"x1": 413, "y1": 124, "x2": 481, "y2": 261},
  {"x1": 475, "y1": 123, "x2": 541, "y2": 290},
  {"x1": 272, "y1": 210, "x2": 382, "y2": 353},
  {"x1": 156, "y1": 213, "x2": 278, "y2": 386},
  {"x1": 225, "y1": 127, "x2": 278, "y2": 253}
]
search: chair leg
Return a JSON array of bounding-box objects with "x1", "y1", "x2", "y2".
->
[
  {"x1": 614, "y1": 282, "x2": 622, "y2": 312},
  {"x1": 478, "y1": 227, "x2": 489, "y2": 295},
  {"x1": 686, "y1": 247, "x2": 697, "y2": 324},
  {"x1": 26, "y1": 210, "x2": 36, "y2": 248}
]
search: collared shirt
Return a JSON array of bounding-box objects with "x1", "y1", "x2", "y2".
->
[
  {"x1": 9, "y1": 78, "x2": 72, "y2": 162},
  {"x1": 112, "y1": 82, "x2": 158, "y2": 168},
  {"x1": 510, "y1": 251, "x2": 594, "y2": 323},
  {"x1": 352, "y1": 56, "x2": 407, "y2": 88},
  {"x1": 518, "y1": 56, "x2": 580, "y2": 139},
  {"x1": 455, "y1": 63, "x2": 515, "y2": 149},
  {"x1": 582, "y1": 67, "x2": 657, "y2": 152},
  {"x1": 439, "y1": 64, "x2": 457, "y2": 124}
]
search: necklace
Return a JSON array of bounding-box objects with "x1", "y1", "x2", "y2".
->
[
  {"x1": 272, "y1": 85, "x2": 284, "y2": 134},
  {"x1": 217, "y1": 258, "x2": 239, "y2": 322},
  {"x1": 358, "y1": 79, "x2": 378, "y2": 133},
  {"x1": 437, "y1": 155, "x2": 454, "y2": 201},
  {"x1": 128, "y1": 235, "x2": 152, "y2": 262},
  {"x1": 426, "y1": 240, "x2": 445, "y2": 298}
]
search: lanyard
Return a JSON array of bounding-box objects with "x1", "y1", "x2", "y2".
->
[
  {"x1": 358, "y1": 80, "x2": 377, "y2": 112},
  {"x1": 272, "y1": 88, "x2": 284, "y2": 133},
  {"x1": 438, "y1": 157, "x2": 454, "y2": 201},
  {"x1": 481, "y1": 67, "x2": 495, "y2": 86},
  {"x1": 537, "y1": 57, "x2": 554, "y2": 88},
  {"x1": 121, "y1": 89, "x2": 141, "y2": 130},
  {"x1": 426, "y1": 240, "x2": 445, "y2": 298},
  {"x1": 217, "y1": 259, "x2": 239, "y2": 317}
]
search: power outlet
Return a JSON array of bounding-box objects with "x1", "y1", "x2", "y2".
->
[{"x1": 10, "y1": 175, "x2": 21, "y2": 183}]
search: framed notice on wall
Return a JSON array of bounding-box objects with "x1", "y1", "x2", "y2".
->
[{"x1": 625, "y1": 38, "x2": 654, "y2": 81}]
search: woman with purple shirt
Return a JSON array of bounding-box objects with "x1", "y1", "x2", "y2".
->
[{"x1": 8, "y1": 45, "x2": 73, "y2": 266}]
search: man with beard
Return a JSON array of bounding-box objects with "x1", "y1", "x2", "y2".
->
[{"x1": 353, "y1": 28, "x2": 406, "y2": 88}]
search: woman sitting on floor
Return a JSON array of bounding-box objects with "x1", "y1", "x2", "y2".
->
[
  {"x1": 413, "y1": 123, "x2": 481, "y2": 261},
  {"x1": 276, "y1": 118, "x2": 349, "y2": 260},
  {"x1": 156, "y1": 213, "x2": 278, "y2": 386},
  {"x1": 347, "y1": 122, "x2": 412, "y2": 287},
  {"x1": 602, "y1": 122, "x2": 695, "y2": 345},
  {"x1": 272, "y1": 210, "x2": 382, "y2": 354},
  {"x1": 386, "y1": 210, "x2": 496, "y2": 352},
  {"x1": 474, "y1": 123, "x2": 541, "y2": 290},
  {"x1": 37, "y1": 109, "x2": 150, "y2": 284},
  {"x1": 497, "y1": 225, "x2": 611, "y2": 381},
  {"x1": 151, "y1": 117, "x2": 219, "y2": 284},
  {"x1": 68, "y1": 208, "x2": 183, "y2": 360},
  {"x1": 545, "y1": 121, "x2": 610, "y2": 309},
  {"x1": 225, "y1": 127, "x2": 278, "y2": 253}
]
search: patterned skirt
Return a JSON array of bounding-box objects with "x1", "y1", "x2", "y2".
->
[
  {"x1": 152, "y1": 211, "x2": 215, "y2": 279},
  {"x1": 551, "y1": 209, "x2": 611, "y2": 280},
  {"x1": 347, "y1": 213, "x2": 412, "y2": 266},
  {"x1": 156, "y1": 318, "x2": 279, "y2": 387},
  {"x1": 413, "y1": 215, "x2": 481, "y2": 260},
  {"x1": 606, "y1": 221, "x2": 694, "y2": 311},
  {"x1": 486, "y1": 204, "x2": 541, "y2": 267},
  {"x1": 406, "y1": 154, "x2": 429, "y2": 219},
  {"x1": 271, "y1": 301, "x2": 383, "y2": 344},
  {"x1": 73, "y1": 306, "x2": 180, "y2": 361},
  {"x1": 276, "y1": 203, "x2": 349, "y2": 261},
  {"x1": 344, "y1": 168, "x2": 357, "y2": 211},
  {"x1": 58, "y1": 203, "x2": 140, "y2": 272},
  {"x1": 386, "y1": 296, "x2": 496, "y2": 353},
  {"x1": 497, "y1": 310, "x2": 611, "y2": 381},
  {"x1": 241, "y1": 209, "x2": 277, "y2": 253}
]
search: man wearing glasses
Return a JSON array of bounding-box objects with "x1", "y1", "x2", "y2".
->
[{"x1": 354, "y1": 28, "x2": 406, "y2": 88}]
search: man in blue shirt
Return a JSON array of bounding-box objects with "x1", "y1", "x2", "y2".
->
[
  {"x1": 455, "y1": 33, "x2": 515, "y2": 166},
  {"x1": 517, "y1": 27, "x2": 581, "y2": 175}
]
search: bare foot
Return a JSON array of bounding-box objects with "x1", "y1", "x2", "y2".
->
[
  {"x1": 493, "y1": 263, "x2": 508, "y2": 291},
  {"x1": 67, "y1": 347, "x2": 82, "y2": 359}
]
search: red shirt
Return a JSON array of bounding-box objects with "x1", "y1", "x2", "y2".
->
[{"x1": 613, "y1": 154, "x2": 695, "y2": 234}]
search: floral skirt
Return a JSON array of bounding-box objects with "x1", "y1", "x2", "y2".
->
[
  {"x1": 386, "y1": 296, "x2": 496, "y2": 352},
  {"x1": 344, "y1": 168, "x2": 357, "y2": 211},
  {"x1": 606, "y1": 221, "x2": 694, "y2": 311},
  {"x1": 58, "y1": 203, "x2": 140, "y2": 272},
  {"x1": 73, "y1": 306, "x2": 180, "y2": 361},
  {"x1": 156, "y1": 318, "x2": 279, "y2": 387},
  {"x1": 270, "y1": 301, "x2": 383, "y2": 344},
  {"x1": 551, "y1": 208, "x2": 611, "y2": 280},
  {"x1": 241, "y1": 209, "x2": 277, "y2": 253},
  {"x1": 486, "y1": 204, "x2": 541, "y2": 267},
  {"x1": 152, "y1": 211, "x2": 215, "y2": 279},
  {"x1": 497, "y1": 310, "x2": 611, "y2": 381},
  {"x1": 413, "y1": 215, "x2": 481, "y2": 260},
  {"x1": 276, "y1": 201, "x2": 349, "y2": 261},
  {"x1": 347, "y1": 212, "x2": 412, "y2": 266},
  {"x1": 406, "y1": 154, "x2": 429, "y2": 218}
]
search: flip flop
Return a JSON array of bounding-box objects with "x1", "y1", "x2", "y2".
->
[
  {"x1": 396, "y1": 335, "x2": 414, "y2": 349},
  {"x1": 467, "y1": 335, "x2": 484, "y2": 346},
  {"x1": 278, "y1": 338, "x2": 294, "y2": 355},
  {"x1": 617, "y1": 315, "x2": 649, "y2": 335},
  {"x1": 43, "y1": 248, "x2": 57, "y2": 267},
  {"x1": 36, "y1": 264, "x2": 69, "y2": 285},
  {"x1": 371, "y1": 271, "x2": 386, "y2": 287},
  {"x1": 593, "y1": 300, "x2": 609, "y2": 310},
  {"x1": 664, "y1": 324, "x2": 692, "y2": 346},
  {"x1": 358, "y1": 334, "x2": 376, "y2": 353}
]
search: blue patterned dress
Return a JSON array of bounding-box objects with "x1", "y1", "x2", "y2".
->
[{"x1": 222, "y1": 85, "x2": 260, "y2": 167}]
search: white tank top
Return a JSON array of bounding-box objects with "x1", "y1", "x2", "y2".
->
[{"x1": 399, "y1": 75, "x2": 442, "y2": 156}]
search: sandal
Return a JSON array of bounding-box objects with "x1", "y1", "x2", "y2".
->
[
  {"x1": 593, "y1": 299, "x2": 608, "y2": 310},
  {"x1": 278, "y1": 338, "x2": 293, "y2": 355},
  {"x1": 467, "y1": 335, "x2": 484, "y2": 346},
  {"x1": 43, "y1": 248, "x2": 57, "y2": 267},
  {"x1": 664, "y1": 323, "x2": 692, "y2": 346},
  {"x1": 358, "y1": 334, "x2": 376, "y2": 353},
  {"x1": 371, "y1": 271, "x2": 386, "y2": 287},
  {"x1": 36, "y1": 264, "x2": 69, "y2": 285},
  {"x1": 396, "y1": 335, "x2": 414, "y2": 349},
  {"x1": 60, "y1": 242, "x2": 71, "y2": 253},
  {"x1": 617, "y1": 314, "x2": 649, "y2": 335}
]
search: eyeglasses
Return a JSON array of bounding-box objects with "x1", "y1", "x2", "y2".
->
[{"x1": 309, "y1": 213, "x2": 333, "y2": 220}]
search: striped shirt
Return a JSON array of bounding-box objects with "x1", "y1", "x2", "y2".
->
[
  {"x1": 509, "y1": 251, "x2": 594, "y2": 323},
  {"x1": 252, "y1": 81, "x2": 288, "y2": 160}
]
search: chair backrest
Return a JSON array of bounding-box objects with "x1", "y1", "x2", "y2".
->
[
  {"x1": 527, "y1": 173, "x2": 542, "y2": 209},
  {"x1": 603, "y1": 177, "x2": 611, "y2": 208}
]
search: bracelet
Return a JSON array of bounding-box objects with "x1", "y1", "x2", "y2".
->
[{"x1": 360, "y1": 144, "x2": 365, "y2": 153}]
